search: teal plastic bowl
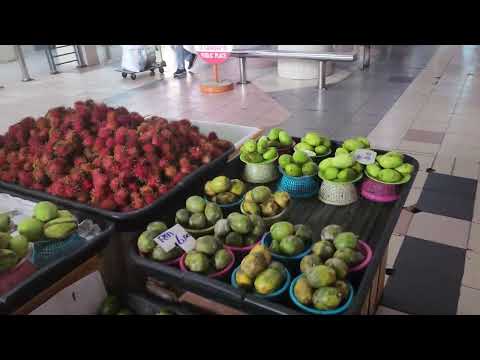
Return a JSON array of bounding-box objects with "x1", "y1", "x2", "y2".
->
[
  {"x1": 261, "y1": 232, "x2": 313, "y2": 262},
  {"x1": 277, "y1": 167, "x2": 319, "y2": 199},
  {"x1": 231, "y1": 265, "x2": 291, "y2": 300},
  {"x1": 289, "y1": 275, "x2": 354, "y2": 315}
]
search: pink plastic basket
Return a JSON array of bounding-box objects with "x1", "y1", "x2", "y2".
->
[
  {"x1": 360, "y1": 178, "x2": 400, "y2": 203},
  {"x1": 179, "y1": 247, "x2": 235, "y2": 279},
  {"x1": 348, "y1": 240, "x2": 373, "y2": 273}
]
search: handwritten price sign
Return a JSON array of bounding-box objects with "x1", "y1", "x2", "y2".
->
[
  {"x1": 195, "y1": 45, "x2": 233, "y2": 64},
  {"x1": 153, "y1": 224, "x2": 196, "y2": 252},
  {"x1": 353, "y1": 149, "x2": 377, "y2": 165}
]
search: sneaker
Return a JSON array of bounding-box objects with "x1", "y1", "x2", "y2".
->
[
  {"x1": 173, "y1": 69, "x2": 187, "y2": 78},
  {"x1": 188, "y1": 54, "x2": 197, "y2": 70}
]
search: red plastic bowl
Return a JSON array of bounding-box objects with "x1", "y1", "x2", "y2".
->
[
  {"x1": 348, "y1": 240, "x2": 373, "y2": 273},
  {"x1": 179, "y1": 247, "x2": 235, "y2": 279},
  {"x1": 224, "y1": 237, "x2": 262, "y2": 257}
]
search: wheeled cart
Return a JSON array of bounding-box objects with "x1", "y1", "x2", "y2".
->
[
  {"x1": 116, "y1": 63, "x2": 165, "y2": 80},
  {"x1": 117, "y1": 45, "x2": 167, "y2": 80}
]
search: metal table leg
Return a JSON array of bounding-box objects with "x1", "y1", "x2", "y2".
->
[
  {"x1": 362, "y1": 45, "x2": 371, "y2": 70},
  {"x1": 237, "y1": 57, "x2": 250, "y2": 84},
  {"x1": 319, "y1": 61, "x2": 327, "y2": 90},
  {"x1": 13, "y1": 45, "x2": 34, "y2": 82},
  {"x1": 45, "y1": 47, "x2": 59, "y2": 74}
]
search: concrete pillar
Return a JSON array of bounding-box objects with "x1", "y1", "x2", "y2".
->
[{"x1": 277, "y1": 45, "x2": 334, "y2": 80}]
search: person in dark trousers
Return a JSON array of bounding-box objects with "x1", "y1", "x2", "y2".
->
[{"x1": 173, "y1": 45, "x2": 197, "y2": 78}]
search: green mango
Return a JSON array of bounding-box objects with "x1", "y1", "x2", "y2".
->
[
  {"x1": 99, "y1": 295, "x2": 121, "y2": 315},
  {"x1": 325, "y1": 258, "x2": 349, "y2": 280},
  {"x1": 333, "y1": 248, "x2": 357, "y2": 266},
  {"x1": 151, "y1": 245, "x2": 181, "y2": 262},
  {"x1": 175, "y1": 209, "x2": 190, "y2": 226},
  {"x1": 58, "y1": 210, "x2": 75, "y2": 220},
  {"x1": 300, "y1": 254, "x2": 322, "y2": 274},
  {"x1": 306, "y1": 265, "x2": 337, "y2": 288},
  {"x1": 225, "y1": 232, "x2": 244, "y2": 247},
  {"x1": 137, "y1": 230, "x2": 157, "y2": 254},
  {"x1": 18, "y1": 218, "x2": 44, "y2": 242},
  {"x1": 228, "y1": 214, "x2": 252, "y2": 235},
  {"x1": 279, "y1": 154, "x2": 293, "y2": 169},
  {"x1": 268, "y1": 128, "x2": 281, "y2": 141},
  {"x1": 210, "y1": 176, "x2": 231, "y2": 193},
  {"x1": 263, "y1": 147, "x2": 278, "y2": 161},
  {"x1": 335, "y1": 280, "x2": 350, "y2": 301},
  {"x1": 0, "y1": 249, "x2": 18, "y2": 272},
  {"x1": 294, "y1": 275, "x2": 313, "y2": 305},
  {"x1": 214, "y1": 219, "x2": 231, "y2": 238},
  {"x1": 185, "y1": 251, "x2": 210, "y2": 273},
  {"x1": 188, "y1": 213, "x2": 207, "y2": 229},
  {"x1": 240, "y1": 253, "x2": 268, "y2": 279},
  {"x1": 0, "y1": 214, "x2": 11, "y2": 233},
  {"x1": 278, "y1": 131, "x2": 292, "y2": 146},
  {"x1": 195, "y1": 235, "x2": 219, "y2": 255},
  {"x1": 0, "y1": 232, "x2": 11, "y2": 249},
  {"x1": 312, "y1": 240, "x2": 335, "y2": 261},
  {"x1": 334, "y1": 232, "x2": 359, "y2": 250},
  {"x1": 34, "y1": 201, "x2": 58, "y2": 222},
  {"x1": 9, "y1": 235, "x2": 29, "y2": 259},
  {"x1": 214, "y1": 248, "x2": 232, "y2": 270},
  {"x1": 44, "y1": 217, "x2": 78, "y2": 240},
  {"x1": 230, "y1": 179, "x2": 246, "y2": 196},
  {"x1": 295, "y1": 224, "x2": 312, "y2": 242},
  {"x1": 279, "y1": 235, "x2": 305, "y2": 256},
  {"x1": 186, "y1": 196, "x2": 206, "y2": 214},
  {"x1": 254, "y1": 268, "x2": 283, "y2": 295},
  {"x1": 205, "y1": 202, "x2": 222, "y2": 225},
  {"x1": 147, "y1": 221, "x2": 168, "y2": 235},
  {"x1": 313, "y1": 287, "x2": 342, "y2": 310},
  {"x1": 320, "y1": 224, "x2": 344, "y2": 242}
]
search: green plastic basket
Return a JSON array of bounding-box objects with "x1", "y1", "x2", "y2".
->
[{"x1": 32, "y1": 233, "x2": 86, "y2": 268}]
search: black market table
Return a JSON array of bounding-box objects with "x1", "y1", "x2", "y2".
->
[{"x1": 129, "y1": 147, "x2": 418, "y2": 315}]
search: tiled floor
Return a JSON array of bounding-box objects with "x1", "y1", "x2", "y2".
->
[
  {"x1": 377, "y1": 45, "x2": 480, "y2": 315},
  {"x1": 2, "y1": 44, "x2": 480, "y2": 315}
]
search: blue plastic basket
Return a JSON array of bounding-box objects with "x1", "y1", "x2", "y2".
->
[
  {"x1": 31, "y1": 233, "x2": 86, "y2": 268},
  {"x1": 231, "y1": 265, "x2": 291, "y2": 301},
  {"x1": 277, "y1": 167, "x2": 319, "y2": 199},
  {"x1": 289, "y1": 275, "x2": 354, "y2": 315}
]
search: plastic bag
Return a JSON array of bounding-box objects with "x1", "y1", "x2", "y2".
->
[{"x1": 121, "y1": 45, "x2": 156, "y2": 72}]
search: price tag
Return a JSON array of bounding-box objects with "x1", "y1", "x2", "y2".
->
[
  {"x1": 353, "y1": 149, "x2": 377, "y2": 165},
  {"x1": 153, "y1": 224, "x2": 196, "y2": 252}
]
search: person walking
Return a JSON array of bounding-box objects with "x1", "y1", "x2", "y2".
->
[{"x1": 172, "y1": 45, "x2": 197, "y2": 78}]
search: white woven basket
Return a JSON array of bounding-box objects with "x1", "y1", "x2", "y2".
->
[{"x1": 318, "y1": 180, "x2": 358, "y2": 206}]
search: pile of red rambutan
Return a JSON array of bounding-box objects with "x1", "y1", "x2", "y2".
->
[{"x1": 0, "y1": 100, "x2": 232, "y2": 212}]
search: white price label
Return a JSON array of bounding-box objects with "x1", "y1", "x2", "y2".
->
[
  {"x1": 153, "y1": 224, "x2": 196, "y2": 252},
  {"x1": 353, "y1": 149, "x2": 377, "y2": 165}
]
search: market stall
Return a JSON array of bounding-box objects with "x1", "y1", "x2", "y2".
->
[{"x1": 0, "y1": 100, "x2": 416, "y2": 315}]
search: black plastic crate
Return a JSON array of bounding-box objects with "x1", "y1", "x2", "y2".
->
[
  {"x1": 0, "y1": 190, "x2": 115, "y2": 314},
  {"x1": 128, "y1": 144, "x2": 418, "y2": 315},
  {"x1": 0, "y1": 144, "x2": 234, "y2": 231}
]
